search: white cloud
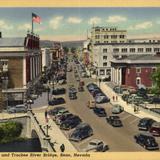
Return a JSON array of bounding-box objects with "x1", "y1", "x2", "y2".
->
[
  {"x1": 106, "y1": 15, "x2": 127, "y2": 23},
  {"x1": 18, "y1": 23, "x2": 31, "y2": 31},
  {"x1": 128, "y1": 21, "x2": 153, "y2": 30},
  {"x1": 0, "y1": 20, "x2": 13, "y2": 30},
  {"x1": 67, "y1": 17, "x2": 82, "y2": 24},
  {"x1": 49, "y1": 16, "x2": 63, "y2": 30},
  {"x1": 88, "y1": 17, "x2": 101, "y2": 25}
]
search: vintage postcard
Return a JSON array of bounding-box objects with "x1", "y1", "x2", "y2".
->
[{"x1": 0, "y1": 0, "x2": 160, "y2": 160}]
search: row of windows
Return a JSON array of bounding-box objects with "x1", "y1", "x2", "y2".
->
[
  {"x1": 102, "y1": 47, "x2": 160, "y2": 53},
  {"x1": 95, "y1": 28, "x2": 117, "y2": 32},
  {"x1": 127, "y1": 67, "x2": 157, "y2": 74},
  {"x1": 95, "y1": 35, "x2": 125, "y2": 39},
  {"x1": 96, "y1": 41, "x2": 125, "y2": 44}
]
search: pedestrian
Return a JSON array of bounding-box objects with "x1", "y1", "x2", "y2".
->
[
  {"x1": 116, "y1": 96, "x2": 118, "y2": 101},
  {"x1": 112, "y1": 96, "x2": 115, "y2": 102},
  {"x1": 134, "y1": 106, "x2": 136, "y2": 113},
  {"x1": 60, "y1": 144, "x2": 65, "y2": 152},
  {"x1": 45, "y1": 110, "x2": 48, "y2": 123}
]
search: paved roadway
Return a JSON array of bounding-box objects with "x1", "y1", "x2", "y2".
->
[
  {"x1": 29, "y1": 61, "x2": 160, "y2": 152},
  {"x1": 63, "y1": 61, "x2": 160, "y2": 152}
]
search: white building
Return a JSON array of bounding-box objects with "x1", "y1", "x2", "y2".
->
[
  {"x1": 92, "y1": 41, "x2": 160, "y2": 80},
  {"x1": 41, "y1": 48, "x2": 52, "y2": 72}
]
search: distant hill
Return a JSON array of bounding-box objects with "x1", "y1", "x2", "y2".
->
[{"x1": 61, "y1": 40, "x2": 85, "y2": 48}]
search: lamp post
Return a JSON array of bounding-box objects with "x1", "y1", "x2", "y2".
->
[
  {"x1": 47, "y1": 86, "x2": 50, "y2": 102},
  {"x1": 44, "y1": 123, "x2": 51, "y2": 137}
]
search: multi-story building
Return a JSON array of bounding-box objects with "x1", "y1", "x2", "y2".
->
[
  {"x1": 41, "y1": 48, "x2": 52, "y2": 72},
  {"x1": 91, "y1": 26, "x2": 127, "y2": 44},
  {"x1": 0, "y1": 32, "x2": 42, "y2": 107},
  {"x1": 110, "y1": 53, "x2": 160, "y2": 89}
]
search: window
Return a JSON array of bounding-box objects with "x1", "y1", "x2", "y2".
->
[
  {"x1": 95, "y1": 35, "x2": 100, "y2": 39},
  {"x1": 152, "y1": 67, "x2": 157, "y2": 72},
  {"x1": 130, "y1": 48, "x2": 135, "y2": 53},
  {"x1": 138, "y1": 48, "x2": 144, "y2": 52},
  {"x1": 103, "y1": 56, "x2": 107, "y2": 60},
  {"x1": 111, "y1": 35, "x2": 117, "y2": 39},
  {"x1": 136, "y1": 68, "x2": 141, "y2": 73},
  {"x1": 95, "y1": 41, "x2": 100, "y2": 44},
  {"x1": 104, "y1": 35, "x2": 109, "y2": 39},
  {"x1": 113, "y1": 48, "x2": 119, "y2": 53},
  {"x1": 104, "y1": 41, "x2": 108, "y2": 43},
  {"x1": 103, "y1": 49, "x2": 107, "y2": 53},
  {"x1": 121, "y1": 48, "x2": 127, "y2": 53},
  {"x1": 154, "y1": 48, "x2": 160, "y2": 52},
  {"x1": 120, "y1": 41, "x2": 125, "y2": 43},
  {"x1": 127, "y1": 68, "x2": 130, "y2": 74},
  {"x1": 103, "y1": 62, "x2": 107, "y2": 66},
  {"x1": 146, "y1": 48, "x2": 152, "y2": 52},
  {"x1": 100, "y1": 69, "x2": 105, "y2": 75},
  {"x1": 0, "y1": 59, "x2": 8, "y2": 72},
  {"x1": 136, "y1": 77, "x2": 141, "y2": 85},
  {"x1": 120, "y1": 35, "x2": 125, "y2": 38}
]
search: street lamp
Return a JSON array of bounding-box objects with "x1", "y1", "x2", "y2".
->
[
  {"x1": 47, "y1": 86, "x2": 50, "y2": 102},
  {"x1": 44, "y1": 124, "x2": 51, "y2": 137}
]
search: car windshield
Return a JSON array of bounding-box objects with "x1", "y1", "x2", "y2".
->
[{"x1": 89, "y1": 142, "x2": 97, "y2": 146}]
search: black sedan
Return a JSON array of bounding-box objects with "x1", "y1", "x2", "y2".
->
[
  {"x1": 138, "y1": 118, "x2": 156, "y2": 131},
  {"x1": 134, "y1": 133, "x2": 159, "y2": 150},
  {"x1": 93, "y1": 107, "x2": 107, "y2": 117},
  {"x1": 48, "y1": 97, "x2": 65, "y2": 106},
  {"x1": 106, "y1": 116, "x2": 123, "y2": 127},
  {"x1": 60, "y1": 116, "x2": 82, "y2": 130},
  {"x1": 52, "y1": 88, "x2": 66, "y2": 95}
]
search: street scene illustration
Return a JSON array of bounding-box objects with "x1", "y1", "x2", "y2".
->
[{"x1": 0, "y1": 8, "x2": 160, "y2": 152}]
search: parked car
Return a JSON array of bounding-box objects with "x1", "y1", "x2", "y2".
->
[
  {"x1": 112, "y1": 104, "x2": 124, "y2": 114},
  {"x1": 7, "y1": 104, "x2": 28, "y2": 113},
  {"x1": 69, "y1": 123, "x2": 93, "y2": 142},
  {"x1": 54, "y1": 109, "x2": 70, "y2": 121},
  {"x1": 138, "y1": 118, "x2": 156, "y2": 131},
  {"x1": 84, "y1": 139, "x2": 109, "y2": 152},
  {"x1": 30, "y1": 94, "x2": 38, "y2": 100},
  {"x1": 48, "y1": 97, "x2": 65, "y2": 106},
  {"x1": 60, "y1": 116, "x2": 82, "y2": 130},
  {"x1": 95, "y1": 96, "x2": 110, "y2": 104},
  {"x1": 134, "y1": 133, "x2": 159, "y2": 150},
  {"x1": 93, "y1": 107, "x2": 107, "y2": 117},
  {"x1": 52, "y1": 88, "x2": 66, "y2": 95},
  {"x1": 87, "y1": 100, "x2": 96, "y2": 109},
  {"x1": 48, "y1": 106, "x2": 65, "y2": 116},
  {"x1": 150, "y1": 97, "x2": 160, "y2": 104},
  {"x1": 150, "y1": 122, "x2": 160, "y2": 136},
  {"x1": 106, "y1": 116, "x2": 123, "y2": 127}
]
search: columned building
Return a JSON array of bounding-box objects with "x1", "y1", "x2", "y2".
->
[
  {"x1": 110, "y1": 54, "x2": 160, "y2": 89},
  {"x1": 0, "y1": 32, "x2": 42, "y2": 106}
]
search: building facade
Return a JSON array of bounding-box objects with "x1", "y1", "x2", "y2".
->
[
  {"x1": 111, "y1": 54, "x2": 160, "y2": 89},
  {"x1": 0, "y1": 32, "x2": 42, "y2": 106}
]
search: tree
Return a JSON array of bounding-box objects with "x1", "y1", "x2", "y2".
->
[
  {"x1": 151, "y1": 66, "x2": 160, "y2": 96},
  {"x1": 71, "y1": 47, "x2": 76, "y2": 54},
  {"x1": 63, "y1": 47, "x2": 69, "y2": 53}
]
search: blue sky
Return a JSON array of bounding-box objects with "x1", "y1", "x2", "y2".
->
[{"x1": 1, "y1": 8, "x2": 160, "y2": 41}]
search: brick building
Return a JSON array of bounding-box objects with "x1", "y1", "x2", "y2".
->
[
  {"x1": 110, "y1": 54, "x2": 160, "y2": 89},
  {"x1": 0, "y1": 32, "x2": 42, "y2": 106}
]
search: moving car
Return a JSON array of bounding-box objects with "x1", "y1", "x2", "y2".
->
[
  {"x1": 106, "y1": 116, "x2": 123, "y2": 127},
  {"x1": 7, "y1": 104, "x2": 27, "y2": 113},
  {"x1": 150, "y1": 122, "x2": 160, "y2": 136},
  {"x1": 84, "y1": 139, "x2": 109, "y2": 152},
  {"x1": 93, "y1": 107, "x2": 107, "y2": 117},
  {"x1": 48, "y1": 97, "x2": 65, "y2": 106},
  {"x1": 69, "y1": 123, "x2": 93, "y2": 142},
  {"x1": 60, "y1": 116, "x2": 82, "y2": 130},
  {"x1": 138, "y1": 118, "x2": 156, "y2": 131},
  {"x1": 87, "y1": 100, "x2": 96, "y2": 109},
  {"x1": 134, "y1": 133, "x2": 159, "y2": 150},
  {"x1": 52, "y1": 88, "x2": 66, "y2": 95},
  {"x1": 112, "y1": 104, "x2": 124, "y2": 114}
]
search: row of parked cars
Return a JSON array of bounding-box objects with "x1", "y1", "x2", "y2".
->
[
  {"x1": 48, "y1": 106, "x2": 108, "y2": 152},
  {"x1": 134, "y1": 118, "x2": 160, "y2": 150},
  {"x1": 87, "y1": 83, "x2": 110, "y2": 104}
]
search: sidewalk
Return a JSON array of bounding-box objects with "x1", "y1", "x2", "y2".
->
[
  {"x1": 34, "y1": 109, "x2": 77, "y2": 152},
  {"x1": 100, "y1": 82, "x2": 160, "y2": 122}
]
